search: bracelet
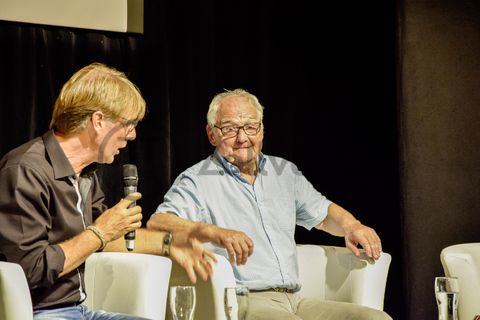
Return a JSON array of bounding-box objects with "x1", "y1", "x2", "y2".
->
[
  {"x1": 87, "y1": 225, "x2": 107, "y2": 251},
  {"x1": 162, "y1": 232, "x2": 173, "y2": 257}
]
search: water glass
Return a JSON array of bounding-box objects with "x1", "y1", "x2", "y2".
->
[
  {"x1": 434, "y1": 276, "x2": 459, "y2": 320},
  {"x1": 170, "y1": 285, "x2": 196, "y2": 320},
  {"x1": 224, "y1": 286, "x2": 249, "y2": 320}
]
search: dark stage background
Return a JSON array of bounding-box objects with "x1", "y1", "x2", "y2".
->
[
  {"x1": 5, "y1": 1, "x2": 478, "y2": 319},
  {"x1": 1, "y1": 1, "x2": 402, "y2": 317},
  {"x1": 0, "y1": 3, "x2": 399, "y2": 250}
]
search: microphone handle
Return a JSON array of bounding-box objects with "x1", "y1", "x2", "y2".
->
[{"x1": 124, "y1": 185, "x2": 137, "y2": 251}]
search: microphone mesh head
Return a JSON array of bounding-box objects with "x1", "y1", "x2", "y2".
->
[
  {"x1": 123, "y1": 164, "x2": 138, "y2": 178},
  {"x1": 123, "y1": 164, "x2": 138, "y2": 187}
]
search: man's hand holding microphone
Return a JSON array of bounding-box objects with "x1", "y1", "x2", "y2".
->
[{"x1": 90, "y1": 191, "x2": 143, "y2": 249}]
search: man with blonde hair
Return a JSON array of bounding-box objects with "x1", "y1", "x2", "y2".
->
[{"x1": 0, "y1": 63, "x2": 214, "y2": 319}]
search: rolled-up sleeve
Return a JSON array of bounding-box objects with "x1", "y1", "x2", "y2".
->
[{"x1": 293, "y1": 166, "x2": 332, "y2": 230}]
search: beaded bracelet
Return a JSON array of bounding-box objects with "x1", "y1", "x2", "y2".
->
[{"x1": 87, "y1": 225, "x2": 107, "y2": 251}]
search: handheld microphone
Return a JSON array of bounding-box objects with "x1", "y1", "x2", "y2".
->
[{"x1": 123, "y1": 164, "x2": 138, "y2": 251}]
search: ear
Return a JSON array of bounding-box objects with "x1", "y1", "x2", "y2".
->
[
  {"x1": 90, "y1": 111, "x2": 105, "y2": 131},
  {"x1": 206, "y1": 124, "x2": 217, "y2": 146}
]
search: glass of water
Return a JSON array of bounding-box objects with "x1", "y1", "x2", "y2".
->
[
  {"x1": 434, "y1": 276, "x2": 459, "y2": 320},
  {"x1": 170, "y1": 285, "x2": 196, "y2": 320}
]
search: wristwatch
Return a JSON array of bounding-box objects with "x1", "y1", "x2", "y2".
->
[{"x1": 162, "y1": 232, "x2": 173, "y2": 257}]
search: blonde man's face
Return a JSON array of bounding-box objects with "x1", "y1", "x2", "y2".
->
[{"x1": 96, "y1": 115, "x2": 137, "y2": 164}]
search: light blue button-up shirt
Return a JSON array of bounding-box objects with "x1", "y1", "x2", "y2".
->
[{"x1": 154, "y1": 151, "x2": 332, "y2": 291}]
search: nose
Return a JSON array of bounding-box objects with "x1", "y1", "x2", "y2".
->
[
  {"x1": 126, "y1": 127, "x2": 137, "y2": 141},
  {"x1": 235, "y1": 127, "x2": 248, "y2": 142}
]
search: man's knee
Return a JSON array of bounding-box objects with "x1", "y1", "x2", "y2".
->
[
  {"x1": 338, "y1": 305, "x2": 392, "y2": 320},
  {"x1": 296, "y1": 298, "x2": 392, "y2": 320}
]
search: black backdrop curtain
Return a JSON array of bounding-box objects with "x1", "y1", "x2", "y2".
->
[{"x1": 0, "y1": 1, "x2": 402, "y2": 318}]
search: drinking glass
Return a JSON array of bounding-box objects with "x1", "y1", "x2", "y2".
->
[
  {"x1": 224, "y1": 286, "x2": 249, "y2": 320},
  {"x1": 434, "y1": 276, "x2": 459, "y2": 320},
  {"x1": 170, "y1": 285, "x2": 196, "y2": 320}
]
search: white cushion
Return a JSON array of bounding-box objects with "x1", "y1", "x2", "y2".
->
[
  {"x1": 0, "y1": 261, "x2": 34, "y2": 320},
  {"x1": 84, "y1": 252, "x2": 172, "y2": 320}
]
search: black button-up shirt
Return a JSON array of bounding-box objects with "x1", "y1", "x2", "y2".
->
[{"x1": 0, "y1": 130, "x2": 107, "y2": 310}]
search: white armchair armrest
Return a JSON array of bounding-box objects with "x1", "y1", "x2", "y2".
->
[
  {"x1": 440, "y1": 243, "x2": 480, "y2": 320},
  {"x1": 0, "y1": 261, "x2": 33, "y2": 320},
  {"x1": 0, "y1": 252, "x2": 172, "y2": 320},
  {"x1": 84, "y1": 252, "x2": 172, "y2": 320},
  {"x1": 297, "y1": 244, "x2": 392, "y2": 311}
]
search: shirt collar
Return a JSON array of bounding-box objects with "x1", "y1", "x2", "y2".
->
[{"x1": 42, "y1": 129, "x2": 97, "y2": 180}]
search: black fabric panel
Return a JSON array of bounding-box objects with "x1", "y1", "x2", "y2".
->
[
  {"x1": 399, "y1": 0, "x2": 480, "y2": 319},
  {"x1": 0, "y1": 1, "x2": 402, "y2": 318}
]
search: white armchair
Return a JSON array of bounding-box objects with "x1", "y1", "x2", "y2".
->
[
  {"x1": 296, "y1": 244, "x2": 391, "y2": 311},
  {"x1": 0, "y1": 260, "x2": 33, "y2": 320},
  {"x1": 168, "y1": 245, "x2": 392, "y2": 320},
  {"x1": 440, "y1": 243, "x2": 480, "y2": 320},
  {"x1": 84, "y1": 252, "x2": 172, "y2": 320},
  {"x1": 0, "y1": 252, "x2": 172, "y2": 320}
]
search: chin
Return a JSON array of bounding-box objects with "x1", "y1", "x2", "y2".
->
[
  {"x1": 100, "y1": 156, "x2": 115, "y2": 164},
  {"x1": 233, "y1": 156, "x2": 255, "y2": 165},
  {"x1": 236, "y1": 151, "x2": 256, "y2": 161}
]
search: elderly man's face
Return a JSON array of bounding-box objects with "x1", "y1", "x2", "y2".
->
[{"x1": 206, "y1": 96, "x2": 263, "y2": 168}]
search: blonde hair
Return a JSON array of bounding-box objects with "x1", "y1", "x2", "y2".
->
[
  {"x1": 50, "y1": 63, "x2": 146, "y2": 134},
  {"x1": 206, "y1": 88, "x2": 264, "y2": 126}
]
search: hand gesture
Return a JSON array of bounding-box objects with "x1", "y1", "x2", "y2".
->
[
  {"x1": 93, "y1": 192, "x2": 143, "y2": 242},
  {"x1": 197, "y1": 225, "x2": 254, "y2": 265},
  {"x1": 344, "y1": 222, "x2": 382, "y2": 260},
  {"x1": 169, "y1": 232, "x2": 218, "y2": 284}
]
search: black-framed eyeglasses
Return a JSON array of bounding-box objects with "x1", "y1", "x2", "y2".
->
[{"x1": 214, "y1": 122, "x2": 262, "y2": 138}]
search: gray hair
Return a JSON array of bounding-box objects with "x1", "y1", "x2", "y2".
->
[{"x1": 206, "y1": 88, "x2": 264, "y2": 126}]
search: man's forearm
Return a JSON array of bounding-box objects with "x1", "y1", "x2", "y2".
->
[
  {"x1": 315, "y1": 203, "x2": 362, "y2": 236},
  {"x1": 147, "y1": 213, "x2": 193, "y2": 232},
  {"x1": 147, "y1": 213, "x2": 218, "y2": 243},
  {"x1": 58, "y1": 229, "x2": 105, "y2": 276},
  {"x1": 104, "y1": 228, "x2": 165, "y2": 255},
  {"x1": 104, "y1": 226, "x2": 217, "y2": 283},
  {"x1": 148, "y1": 212, "x2": 254, "y2": 265}
]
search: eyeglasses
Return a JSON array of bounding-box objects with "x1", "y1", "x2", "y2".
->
[
  {"x1": 214, "y1": 122, "x2": 261, "y2": 138},
  {"x1": 119, "y1": 117, "x2": 139, "y2": 133}
]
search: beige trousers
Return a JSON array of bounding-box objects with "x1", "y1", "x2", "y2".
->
[{"x1": 238, "y1": 291, "x2": 393, "y2": 320}]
